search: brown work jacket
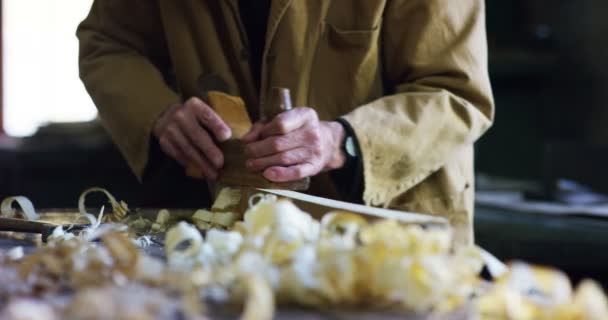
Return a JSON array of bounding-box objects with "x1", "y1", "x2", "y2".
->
[{"x1": 77, "y1": 0, "x2": 494, "y2": 245}]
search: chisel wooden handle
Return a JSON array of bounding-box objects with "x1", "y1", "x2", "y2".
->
[
  {"x1": 263, "y1": 87, "x2": 293, "y2": 120},
  {"x1": 262, "y1": 87, "x2": 310, "y2": 189}
]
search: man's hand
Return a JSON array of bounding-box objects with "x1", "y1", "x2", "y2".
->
[
  {"x1": 242, "y1": 107, "x2": 346, "y2": 182},
  {"x1": 153, "y1": 97, "x2": 232, "y2": 180}
]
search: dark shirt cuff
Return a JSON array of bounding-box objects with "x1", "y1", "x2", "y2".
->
[{"x1": 330, "y1": 118, "x2": 364, "y2": 204}]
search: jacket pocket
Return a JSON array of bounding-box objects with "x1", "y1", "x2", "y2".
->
[
  {"x1": 326, "y1": 23, "x2": 381, "y2": 49},
  {"x1": 307, "y1": 21, "x2": 383, "y2": 120},
  {"x1": 324, "y1": 0, "x2": 386, "y2": 32}
]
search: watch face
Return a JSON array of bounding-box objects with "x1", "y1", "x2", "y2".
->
[{"x1": 345, "y1": 136, "x2": 357, "y2": 157}]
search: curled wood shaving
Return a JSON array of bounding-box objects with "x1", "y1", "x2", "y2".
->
[
  {"x1": 1, "y1": 196, "x2": 39, "y2": 220},
  {"x1": 212, "y1": 187, "x2": 242, "y2": 210},
  {"x1": 165, "y1": 221, "x2": 203, "y2": 268},
  {"x1": 78, "y1": 187, "x2": 129, "y2": 222},
  {"x1": 211, "y1": 212, "x2": 239, "y2": 228},
  {"x1": 134, "y1": 235, "x2": 152, "y2": 248},
  {"x1": 151, "y1": 209, "x2": 171, "y2": 232},
  {"x1": 71, "y1": 204, "x2": 104, "y2": 227},
  {"x1": 240, "y1": 275, "x2": 275, "y2": 320},
  {"x1": 47, "y1": 226, "x2": 76, "y2": 242},
  {"x1": 47, "y1": 206, "x2": 127, "y2": 244},
  {"x1": 476, "y1": 263, "x2": 608, "y2": 320},
  {"x1": 247, "y1": 193, "x2": 277, "y2": 209}
]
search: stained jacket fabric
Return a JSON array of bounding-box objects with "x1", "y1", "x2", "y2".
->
[{"x1": 77, "y1": 0, "x2": 494, "y2": 245}]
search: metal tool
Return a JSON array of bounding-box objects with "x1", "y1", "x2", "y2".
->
[
  {"x1": 0, "y1": 217, "x2": 91, "y2": 242},
  {"x1": 258, "y1": 188, "x2": 448, "y2": 226}
]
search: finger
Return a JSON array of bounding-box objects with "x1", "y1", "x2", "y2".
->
[
  {"x1": 166, "y1": 125, "x2": 218, "y2": 180},
  {"x1": 186, "y1": 97, "x2": 232, "y2": 142},
  {"x1": 259, "y1": 107, "x2": 317, "y2": 138},
  {"x1": 245, "y1": 128, "x2": 308, "y2": 158},
  {"x1": 174, "y1": 109, "x2": 224, "y2": 168},
  {"x1": 242, "y1": 122, "x2": 264, "y2": 143},
  {"x1": 159, "y1": 136, "x2": 187, "y2": 167},
  {"x1": 264, "y1": 163, "x2": 318, "y2": 182},
  {"x1": 246, "y1": 147, "x2": 312, "y2": 172},
  {"x1": 153, "y1": 103, "x2": 180, "y2": 139}
]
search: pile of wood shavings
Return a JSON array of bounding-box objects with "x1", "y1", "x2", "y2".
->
[
  {"x1": 1, "y1": 189, "x2": 607, "y2": 320},
  {"x1": 0, "y1": 231, "x2": 215, "y2": 320}
]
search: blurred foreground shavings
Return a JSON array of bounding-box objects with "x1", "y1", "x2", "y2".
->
[{"x1": 0, "y1": 190, "x2": 607, "y2": 320}]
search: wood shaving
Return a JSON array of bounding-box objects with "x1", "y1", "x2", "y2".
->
[{"x1": 1, "y1": 196, "x2": 39, "y2": 220}]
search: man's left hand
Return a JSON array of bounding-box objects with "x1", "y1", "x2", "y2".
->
[{"x1": 242, "y1": 107, "x2": 346, "y2": 182}]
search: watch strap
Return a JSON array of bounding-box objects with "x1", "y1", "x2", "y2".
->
[{"x1": 330, "y1": 118, "x2": 364, "y2": 203}]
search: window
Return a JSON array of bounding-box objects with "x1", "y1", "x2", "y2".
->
[{"x1": 3, "y1": 0, "x2": 96, "y2": 137}]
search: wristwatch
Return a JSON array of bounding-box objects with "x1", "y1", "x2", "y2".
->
[
  {"x1": 335, "y1": 118, "x2": 359, "y2": 163},
  {"x1": 331, "y1": 118, "x2": 363, "y2": 202},
  {"x1": 343, "y1": 133, "x2": 357, "y2": 158}
]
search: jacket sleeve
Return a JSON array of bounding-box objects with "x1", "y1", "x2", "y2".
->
[
  {"x1": 77, "y1": 0, "x2": 179, "y2": 179},
  {"x1": 342, "y1": 0, "x2": 494, "y2": 207}
]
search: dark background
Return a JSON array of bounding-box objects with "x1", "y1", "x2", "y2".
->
[{"x1": 479, "y1": 0, "x2": 608, "y2": 183}]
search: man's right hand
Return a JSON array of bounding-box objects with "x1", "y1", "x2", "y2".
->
[{"x1": 153, "y1": 97, "x2": 232, "y2": 180}]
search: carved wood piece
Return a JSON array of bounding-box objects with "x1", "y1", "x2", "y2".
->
[
  {"x1": 207, "y1": 91, "x2": 252, "y2": 139},
  {"x1": 186, "y1": 89, "x2": 309, "y2": 191}
]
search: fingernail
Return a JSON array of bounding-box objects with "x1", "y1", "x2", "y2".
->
[{"x1": 221, "y1": 129, "x2": 231, "y2": 141}]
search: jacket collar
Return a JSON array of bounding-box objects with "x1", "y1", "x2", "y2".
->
[
  {"x1": 221, "y1": 0, "x2": 292, "y2": 50},
  {"x1": 218, "y1": 0, "x2": 293, "y2": 110}
]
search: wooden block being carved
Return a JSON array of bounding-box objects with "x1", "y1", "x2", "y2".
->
[
  {"x1": 207, "y1": 91, "x2": 252, "y2": 139},
  {"x1": 185, "y1": 90, "x2": 309, "y2": 191},
  {"x1": 219, "y1": 139, "x2": 310, "y2": 190},
  {"x1": 186, "y1": 91, "x2": 251, "y2": 179}
]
